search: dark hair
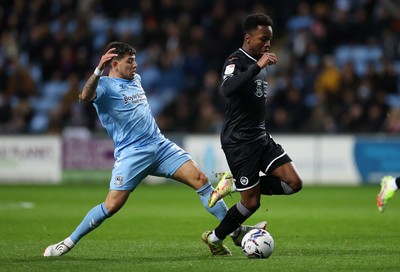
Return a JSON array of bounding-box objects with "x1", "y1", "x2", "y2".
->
[
  {"x1": 243, "y1": 13, "x2": 273, "y2": 33},
  {"x1": 105, "y1": 41, "x2": 136, "y2": 60}
]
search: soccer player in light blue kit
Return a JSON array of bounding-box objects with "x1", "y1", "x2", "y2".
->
[{"x1": 43, "y1": 41, "x2": 265, "y2": 257}]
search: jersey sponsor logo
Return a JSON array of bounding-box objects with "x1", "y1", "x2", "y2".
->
[
  {"x1": 114, "y1": 175, "x2": 124, "y2": 186},
  {"x1": 254, "y1": 79, "x2": 267, "y2": 98},
  {"x1": 122, "y1": 93, "x2": 147, "y2": 104},
  {"x1": 240, "y1": 176, "x2": 249, "y2": 186},
  {"x1": 224, "y1": 64, "x2": 235, "y2": 75}
]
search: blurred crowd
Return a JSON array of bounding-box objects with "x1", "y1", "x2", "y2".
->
[{"x1": 0, "y1": 0, "x2": 400, "y2": 135}]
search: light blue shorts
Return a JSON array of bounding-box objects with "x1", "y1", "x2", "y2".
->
[{"x1": 109, "y1": 138, "x2": 191, "y2": 191}]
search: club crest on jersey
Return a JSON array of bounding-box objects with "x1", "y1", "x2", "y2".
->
[{"x1": 254, "y1": 79, "x2": 267, "y2": 98}]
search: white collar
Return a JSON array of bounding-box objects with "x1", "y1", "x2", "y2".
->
[{"x1": 239, "y1": 48, "x2": 257, "y2": 62}]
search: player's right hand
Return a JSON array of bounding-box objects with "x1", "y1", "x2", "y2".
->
[
  {"x1": 257, "y1": 52, "x2": 277, "y2": 68},
  {"x1": 98, "y1": 48, "x2": 118, "y2": 70}
]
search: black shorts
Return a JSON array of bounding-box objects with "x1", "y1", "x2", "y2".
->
[{"x1": 222, "y1": 136, "x2": 292, "y2": 191}]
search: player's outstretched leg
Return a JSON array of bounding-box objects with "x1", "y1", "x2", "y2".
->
[
  {"x1": 208, "y1": 172, "x2": 236, "y2": 208},
  {"x1": 201, "y1": 231, "x2": 232, "y2": 256},
  {"x1": 377, "y1": 175, "x2": 395, "y2": 212},
  {"x1": 43, "y1": 237, "x2": 75, "y2": 257},
  {"x1": 43, "y1": 202, "x2": 112, "y2": 257}
]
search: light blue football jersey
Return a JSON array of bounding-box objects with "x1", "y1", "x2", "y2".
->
[{"x1": 93, "y1": 74, "x2": 164, "y2": 157}]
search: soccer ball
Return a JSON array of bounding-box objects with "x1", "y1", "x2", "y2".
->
[{"x1": 241, "y1": 229, "x2": 274, "y2": 259}]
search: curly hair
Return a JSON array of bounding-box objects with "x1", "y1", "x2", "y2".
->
[
  {"x1": 243, "y1": 13, "x2": 273, "y2": 34},
  {"x1": 105, "y1": 41, "x2": 136, "y2": 61}
]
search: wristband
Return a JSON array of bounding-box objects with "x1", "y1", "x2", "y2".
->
[{"x1": 94, "y1": 67, "x2": 103, "y2": 76}]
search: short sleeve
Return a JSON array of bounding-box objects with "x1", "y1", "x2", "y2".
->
[{"x1": 95, "y1": 78, "x2": 107, "y2": 101}]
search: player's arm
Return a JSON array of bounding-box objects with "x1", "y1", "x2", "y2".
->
[
  {"x1": 221, "y1": 52, "x2": 277, "y2": 97},
  {"x1": 79, "y1": 48, "x2": 118, "y2": 102},
  {"x1": 220, "y1": 63, "x2": 260, "y2": 97},
  {"x1": 79, "y1": 73, "x2": 101, "y2": 102},
  {"x1": 220, "y1": 64, "x2": 260, "y2": 97}
]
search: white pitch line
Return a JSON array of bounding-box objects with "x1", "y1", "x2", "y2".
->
[{"x1": 0, "y1": 202, "x2": 35, "y2": 209}]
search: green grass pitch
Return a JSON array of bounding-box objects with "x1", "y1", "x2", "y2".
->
[{"x1": 0, "y1": 183, "x2": 399, "y2": 272}]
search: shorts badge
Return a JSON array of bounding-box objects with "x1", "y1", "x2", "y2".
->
[
  {"x1": 114, "y1": 176, "x2": 124, "y2": 186},
  {"x1": 240, "y1": 176, "x2": 249, "y2": 186}
]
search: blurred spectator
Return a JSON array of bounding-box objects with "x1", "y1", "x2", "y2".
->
[
  {"x1": 193, "y1": 91, "x2": 223, "y2": 133},
  {"x1": 304, "y1": 105, "x2": 337, "y2": 133},
  {"x1": 268, "y1": 107, "x2": 293, "y2": 133},
  {"x1": 384, "y1": 108, "x2": 400, "y2": 133},
  {"x1": 0, "y1": 57, "x2": 36, "y2": 133},
  {"x1": 314, "y1": 55, "x2": 342, "y2": 114},
  {"x1": 47, "y1": 73, "x2": 81, "y2": 134},
  {"x1": 158, "y1": 91, "x2": 196, "y2": 132},
  {"x1": 0, "y1": 0, "x2": 399, "y2": 135}
]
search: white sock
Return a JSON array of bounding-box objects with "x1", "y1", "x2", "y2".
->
[
  {"x1": 208, "y1": 231, "x2": 222, "y2": 244},
  {"x1": 390, "y1": 178, "x2": 398, "y2": 191},
  {"x1": 63, "y1": 237, "x2": 75, "y2": 248}
]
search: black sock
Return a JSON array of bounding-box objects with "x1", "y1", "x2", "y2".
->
[
  {"x1": 214, "y1": 202, "x2": 253, "y2": 240},
  {"x1": 260, "y1": 175, "x2": 285, "y2": 195}
]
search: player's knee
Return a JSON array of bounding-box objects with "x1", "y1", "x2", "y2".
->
[
  {"x1": 197, "y1": 171, "x2": 209, "y2": 185},
  {"x1": 104, "y1": 199, "x2": 125, "y2": 214},
  {"x1": 105, "y1": 190, "x2": 130, "y2": 214},
  {"x1": 291, "y1": 178, "x2": 303, "y2": 193},
  {"x1": 247, "y1": 202, "x2": 260, "y2": 213},
  {"x1": 189, "y1": 170, "x2": 209, "y2": 191},
  {"x1": 241, "y1": 198, "x2": 261, "y2": 212}
]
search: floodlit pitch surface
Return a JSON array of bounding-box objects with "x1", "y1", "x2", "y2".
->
[{"x1": 0, "y1": 183, "x2": 399, "y2": 272}]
